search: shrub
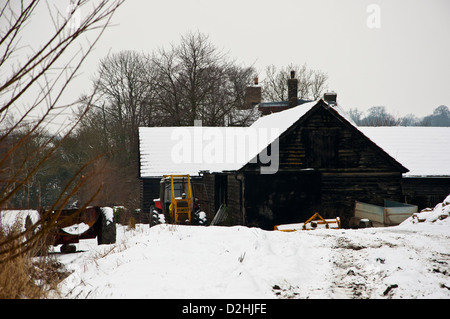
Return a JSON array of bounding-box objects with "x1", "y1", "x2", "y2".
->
[{"x1": 0, "y1": 219, "x2": 69, "y2": 298}]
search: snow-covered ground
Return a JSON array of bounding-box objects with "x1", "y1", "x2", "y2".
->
[{"x1": 53, "y1": 197, "x2": 450, "y2": 299}]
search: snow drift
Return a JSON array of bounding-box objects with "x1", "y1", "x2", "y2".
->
[{"x1": 54, "y1": 195, "x2": 450, "y2": 299}]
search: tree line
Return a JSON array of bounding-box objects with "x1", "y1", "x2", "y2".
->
[
  {"x1": 2, "y1": 30, "x2": 329, "y2": 210},
  {"x1": 5, "y1": 23, "x2": 449, "y2": 212},
  {"x1": 348, "y1": 105, "x2": 450, "y2": 127},
  {"x1": 4, "y1": 18, "x2": 448, "y2": 212}
]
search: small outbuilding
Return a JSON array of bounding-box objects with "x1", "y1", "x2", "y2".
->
[{"x1": 359, "y1": 126, "x2": 450, "y2": 209}]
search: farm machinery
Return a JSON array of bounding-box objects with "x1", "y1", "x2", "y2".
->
[
  {"x1": 49, "y1": 206, "x2": 116, "y2": 253},
  {"x1": 274, "y1": 212, "x2": 341, "y2": 232},
  {"x1": 151, "y1": 175, "x2": 204, "y2": 225}
]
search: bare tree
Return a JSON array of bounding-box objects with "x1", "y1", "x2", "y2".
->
[
  {"x1": 74, "y1": 51, "x2": 158, "y2": 209},
  {"x1": 262, "y1": 64, "x2": 289, "y2": 102},
  {"x1": 262, "y1": 63, "x2": 328, "y2": 102},
  {"x1": 348, "y1": 107, "x2": 364, "y2": 126},
  {"x1": 310, "y1": 69, "x2": 329, "y2": 100},
  {"x1": 0, "y1": 0, "x2": 123, "y2": 262},
  {"x1": 73, "y1": 32, "x2": 257, "y2": 208},
  {"x1": 150, "y1": 46, "x2": 183, "y2": 125},
  {"x1": 151, "y1": 31, "x2": 257, "y2": 126},
  {"x1": 400, "y1": 113, "x2": 420, "y2": 126},
  {"x1": 361, "y1": 106, "x2": 400, "y2": 126},
  {"x1": 94, "y1": 51, "x2": 155, "y2": 153}
]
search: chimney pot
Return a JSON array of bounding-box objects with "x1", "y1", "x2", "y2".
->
[
  {"x1": 290, "y1": 70, "x2": 295, "y2": 79},
  {"x1": 323, "y1": 92, "x2": 337, "y2": 106}
]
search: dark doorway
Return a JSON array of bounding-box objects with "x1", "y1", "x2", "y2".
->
[
  {"x1": 244, "y1": 171, "x2": 321, "y2": 230},
  {"x1": 214, "y1": 174, "x2": 228, "y2": 213}
]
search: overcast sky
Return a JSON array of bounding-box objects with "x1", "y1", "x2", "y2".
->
[{"x1": 23, "y1": 0, "x2": 450, "y2": 121}]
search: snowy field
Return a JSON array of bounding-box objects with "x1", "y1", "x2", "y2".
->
[{"x1": 53, "y1": 198, "x2": 450, "y2": 299}]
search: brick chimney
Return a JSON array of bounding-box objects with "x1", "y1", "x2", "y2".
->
[
  {"x1": 288, "y1": 70, "x2": 298, "y2": 108},
  {"x1": 243, "y1": 77, "x2": 261, "y2": 109}
]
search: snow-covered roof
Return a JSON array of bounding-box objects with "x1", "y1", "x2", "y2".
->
[
  {"x1": 139, "y1": 101, "x2": 319, "y2": 177},
  {"x1": 139, "y1": 126, "x2": 250, "y2": 177},
  {"x1": 139, "y1": 100, "x2": 450, "y2": 178},
  {"x1": 140, "y1": 127, "x2": 208, "y2": 177},
  {"x1": 359, "y1": 127, "x2": 450, "y2": 177},
  {"x1": 251, "y1": 100, "x2": 316, "y2": 131}
]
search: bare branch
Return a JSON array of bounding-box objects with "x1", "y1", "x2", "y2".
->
[
  {"x1": 262, "y1": 63, "x2": 328, "y2": 102},
  {"x1": 0, "y1": 0, "x2": 123, "y2": 262}
]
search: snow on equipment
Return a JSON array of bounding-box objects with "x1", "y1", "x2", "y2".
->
[
  {"x1": 274, "y1": 212, "x2": 341, "y2": 232},
  {"x1": 50, "y1": 206, "x2": 116, "y2": 253}
]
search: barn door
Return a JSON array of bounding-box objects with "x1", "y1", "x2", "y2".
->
[{"x1": 244, "y1": 171, "x2": 321, "y2": 230}]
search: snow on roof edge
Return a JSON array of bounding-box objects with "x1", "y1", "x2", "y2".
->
[
  {"x1": 139, "y1": 104, "x2": 450, "y2": 178},
  {"x1": 359, "y1": 126, "x2": 450, "y2": 177}
]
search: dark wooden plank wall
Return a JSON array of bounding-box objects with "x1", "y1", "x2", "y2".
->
[
  {"x1": 194, "y1": 173, "x2": 243, "y2": 226},
  {"x1": 226, "y1": 174, "x2": 243, "y2": 225},
  {"x1": 321, "y1": 173, "x2": 403, "y2": 226},
  {"x1": 140, "y1": 178, "x2": 160, "y2": 214},
  {"x1": 275, "y1": 106, "x2": 406, "y2": 173},
  {"x1": 193, "y1": 174, "x2": 215, "y2": 221},
  {"x1": 402, "y1": 177, "x2": 450, "y2": 209},
  {"x1": 241, "y1": 104, "x2": 406, "y2": 228}
]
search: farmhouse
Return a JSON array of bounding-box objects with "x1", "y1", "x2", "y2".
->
[
  {"x1": 139, "y1": 74, "x2": 450, "y2": 230},
  {"x1": 139, "y1": 106, "x2": 400, "y2": 229}
]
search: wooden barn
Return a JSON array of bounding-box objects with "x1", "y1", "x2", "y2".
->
[
  {"x1": 139, "y1": 73, "x2": 450, "y2": 229},
  {"x1": 139, "y1": 98, "x2": 440, "y2": 229}
]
